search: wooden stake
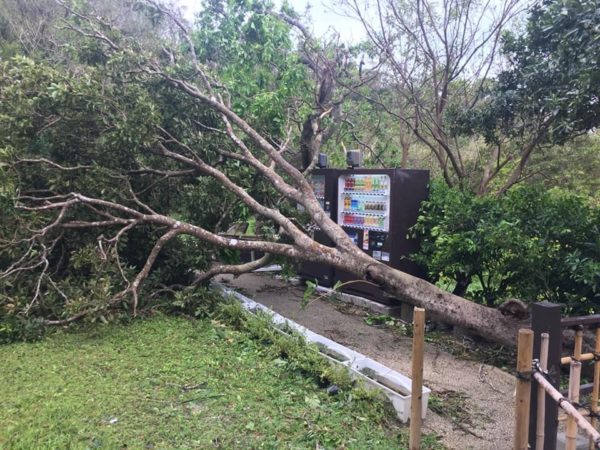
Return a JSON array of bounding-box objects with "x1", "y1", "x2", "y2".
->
[
  {"x1": 566, "y1": 360, "x2": 582, "y2": 450},
  {"x1": 590, "y1": 327, "x2": 600, "y2": 450},
  {"x1": 515, "y1": 329, "x2": 534, "y2": 450},
  {"x1": 410, "y1": 307, "x2": 425, "y2": 450},
  {"x1": 536, "y1": 333, "x2": 549, "y2": 450},
  {"x1": 567, "y1": 329, "x2": 583, "y2": 450}
]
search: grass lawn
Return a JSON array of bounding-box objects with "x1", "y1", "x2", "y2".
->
[{"x1": 0, "y1": 315, "x2": 440, "y2": 449}]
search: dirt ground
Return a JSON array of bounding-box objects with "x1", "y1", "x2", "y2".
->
[{"x1": 217, "y1": 272, "x2": 515, "y2": 450}]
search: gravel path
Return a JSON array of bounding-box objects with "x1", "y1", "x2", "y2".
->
[{"x1": 218, "y1": 272, "x2": 515, "y2": 450}]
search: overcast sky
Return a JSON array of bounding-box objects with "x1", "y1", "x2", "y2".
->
[{"x1": 175, "y1": 0, "x2": 367, "y2": 44}]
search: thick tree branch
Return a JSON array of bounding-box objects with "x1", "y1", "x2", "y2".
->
[{"x1": 193, "y1": 253, "x2": 274, "y2": 285}]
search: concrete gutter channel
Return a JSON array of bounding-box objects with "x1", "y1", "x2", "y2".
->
[{"x1": 215, "y1": 283, "x2": 430, "y2": 423}]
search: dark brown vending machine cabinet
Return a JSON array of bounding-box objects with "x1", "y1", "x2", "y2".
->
[
  {"x1": 298, "y1": 169, "x2": 338, "y2": 287},
  {"x1": 334, "y1": 169, "x2": 429, "y2": 303}
]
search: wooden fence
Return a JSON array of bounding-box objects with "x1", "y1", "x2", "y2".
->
[{"x1": 515, "y1": 302, "x2": 600, "y2": 449}]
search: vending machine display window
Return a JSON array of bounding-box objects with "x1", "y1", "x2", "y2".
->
[
  {"x1": 311, "y1": 175, "x2": 326, "y2": 209},
  {"x1": 337, "y1": 174, "x2": 391, "y2": 232}
]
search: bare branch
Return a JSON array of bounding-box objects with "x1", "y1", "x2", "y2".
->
[
  {"x1": 193, "y1": 254, "x2": 274, "y2": 285},
  {"x1": 127, "y1": 227, "x2": 180, "y2": 316},
  {"x1": 15, "y1": 158, "x2": 94, "y2": 171}
]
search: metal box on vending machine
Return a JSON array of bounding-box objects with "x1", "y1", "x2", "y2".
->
[{"x1": 298, "y1": 169, "x2": 338, "y2": 287}]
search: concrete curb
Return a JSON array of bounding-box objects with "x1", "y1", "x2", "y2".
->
[{"x1": 215, "y1": 283, "x2": 430, "y2": 423}]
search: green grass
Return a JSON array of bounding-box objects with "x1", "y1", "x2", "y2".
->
[{"x1": 0, "y1": 314, "x2": 442, "y2": 449}]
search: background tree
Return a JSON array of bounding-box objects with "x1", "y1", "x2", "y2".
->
[
  {"x1": 453, "y1": 0, "x2": 600, "y2": 193},
  {"x1": 340, "y1": 0, "x2": 522, "y2": 193}
]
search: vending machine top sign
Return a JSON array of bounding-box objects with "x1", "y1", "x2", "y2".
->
[{"x1": 337, "y1": 174, "x2": 391, "y2": 232}]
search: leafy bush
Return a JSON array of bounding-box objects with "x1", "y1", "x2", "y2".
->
[{"x1": 412, "y1": 180, "x2": 600, "y2": 314}]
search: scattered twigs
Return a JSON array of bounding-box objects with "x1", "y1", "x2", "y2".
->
[
  {"x1": 478, "y1": 363, "x2": 506, "y2": 395},
  {"x1": 302, "y1": 279, "x2": 381, "y2": 309}
]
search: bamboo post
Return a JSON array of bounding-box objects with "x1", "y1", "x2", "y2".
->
[
  {"x1": 562, "y1": 353, "x2": 598, "y2": 365},
  {"x1": 536, "y1": 333, "x2": 550, "y2": 450},
  {"x1": 566, "y1": 359, "x2": 583, "y2": 450},
  {"x1": 566, "y1": 328, "x2": 584, "y2": 450},
  {"x1": 515, "y1": 329, "x2": 534, "y2": 450},
  {"x1": 410, "y1": 307, "x2": 425, "y2": 450},
  {"x1": 590, "y1": 327, "x2": 600, "y2": 450}
]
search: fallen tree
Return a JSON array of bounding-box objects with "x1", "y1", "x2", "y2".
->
[{"x1": 0, "y1": 0, "x2": 526, "y2": 345}]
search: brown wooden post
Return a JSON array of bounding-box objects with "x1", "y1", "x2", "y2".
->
[
  {"x1": 530, "y1": 301, "x2": 562, "y2": 450},
  {"x1": 410, "y1": 307, "x2": 425, "y2": 450},
  {"x1": 515, "y1": 328, "x2": 534, "y2": 450}
]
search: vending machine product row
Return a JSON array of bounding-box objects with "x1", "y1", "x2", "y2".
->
[{"x1": 299, "y1": 168, "x2": 429, "y2": 304}]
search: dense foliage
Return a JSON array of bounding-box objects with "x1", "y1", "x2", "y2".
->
[
  {"x1": 450, "y1": 0, "x2": 600, "y2": 175},
  {"x1": 0, "y1": 53, "x2": 222, "y2": 340},
  {"x1": 193, "y1": 0, "x2": 310, "y2": 137},
  {"x1": 0, "y1": 0, "x2": 320, "y2": 335},
  {"x1": 412, "y1": 181, "x2": 600, "y2": 314},
  {"x1": 500, "y1": 0, "x2": 600, "y2": 143}
]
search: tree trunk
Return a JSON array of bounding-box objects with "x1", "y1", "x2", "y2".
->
[
  {"x1": 452, "y1": 272, "x2": 471, "y2": 297},
  {"x1": 372, "y1": 265, "x2": 523, "y2": 346},
  {"x1": 332, "y1": 252, "x2": 524, "y2": 346},
  {"x1": 300, "y1": 113, "x2": 321, "y2": 171}
]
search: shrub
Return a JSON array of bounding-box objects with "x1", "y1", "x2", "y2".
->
[{"x1": 412, "y1": 180, "x2": 600, "y2": 314}]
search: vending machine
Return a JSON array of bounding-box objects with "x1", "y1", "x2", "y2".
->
[
  {"x1": 298, "y1": 169, "x2": 339, "y2": 287},
  {"x1": 334, "y1": 169, "x2": 429, "y2": 302}
]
